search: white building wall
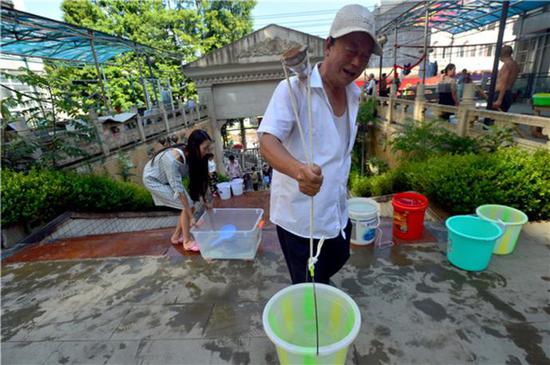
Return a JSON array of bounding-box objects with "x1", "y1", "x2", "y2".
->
[{"x1": 430, "y1": 19, "x2": 516, "y2": 73}]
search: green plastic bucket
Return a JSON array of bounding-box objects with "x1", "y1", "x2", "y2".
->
[
  {"x1": 262, "y1": 283, "x2": 360, "y2": 365},
  {"x1": 476, "y1": 204, "x2": 528, "y2": 255},
  {"x1": 445, "y1": 215, "x2": 503, "y2": 271}
]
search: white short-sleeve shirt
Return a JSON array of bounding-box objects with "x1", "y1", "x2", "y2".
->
[{"x1": 257, "y1": 64, "x2": 360, "y2": 239}]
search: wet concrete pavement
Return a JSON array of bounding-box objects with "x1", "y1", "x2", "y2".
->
[{"x1": 1, "y1": 191, "x2": 549, "y2": 364}]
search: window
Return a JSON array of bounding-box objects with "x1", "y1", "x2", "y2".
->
[
  {"x1": 486, "y1": 44, "x2": 493, "y2": 57},
  {"x1": 478, "y1": 45, "x2": 484, "y2": 57},
  {"x1": 443, "y1": 47, "x2": 446, "y2": 58},
  {"x1": 469, "y1": 45, "x2": 476, "y2": 57},
  {"x1": 459, "y1": 42, "x2": 467, "y2": 58}
]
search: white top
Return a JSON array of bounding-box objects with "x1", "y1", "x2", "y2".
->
[
  {"x1": 208, "y1": 159, "x2": 216, "y2": 173},
  {"x1": 366, "y1": 79, "x2": 376, "y2": 93},
  {"x1": 257, "y1": 63, "x2": 360, "y2": 239},
  {"x1": 333, "y1": 110, "x2": 349, "y2": 160}
]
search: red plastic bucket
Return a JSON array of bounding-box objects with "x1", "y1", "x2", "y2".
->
[{"x1": 392, "y1": 192, "x2": 429, "y2": 241}]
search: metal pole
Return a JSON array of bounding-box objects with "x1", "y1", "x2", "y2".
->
[
  {"x1": 393, "y1": 26, "x2": 398, "y2": 83},
  {"x1": 100, "y1": 66, "x2": 113, "y2": 114},
  {"x1": 449, "y1": 34, "x2": 454, "y2": 63},
  {"x1": 421, "y1": 1, "x2": 430, "y2": 85},
  {"x1": 487, "y1": 1, "x2": 509, "y2": 111},
  {"x1": 88, "y1": 30, "x2": 109, "y2": 113},
  {"x1": 378, "y1": 54, "x2": 383, "y2": 96},
  {"x1": 134, "y1": 44, "x2": 151, "y2": 110},
  {"x1": 146, "y1": 55, "x2": 160, "y2": 107}
]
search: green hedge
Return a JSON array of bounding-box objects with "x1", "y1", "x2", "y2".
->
[
  {"x1": 350, "y1": 148, "x2": 550, "y2": 221},
  {"x1": 1, "y1": 169, "x2": 154, "y2": 226}
]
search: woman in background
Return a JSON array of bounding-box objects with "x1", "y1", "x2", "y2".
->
[
  {"x1": 437, "y1": 63, "x2": 458, "y2": 121},
  {"x1": 143, "y1": 129, "x2": 212, "y2": 251}
]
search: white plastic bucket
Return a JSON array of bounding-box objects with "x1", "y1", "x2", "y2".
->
[
  {"x1": 231, "y1": 178, "x2": 244, "y2": 196},
  {"x1": 262, "y1": 283, "x2": 361, "y2": 365},
  {"x1": 348, "y1": 197, "x2": 380, "y2": 245},
  {"x1": 217, "y1": 182, "x2": 231, "y2": 200}
]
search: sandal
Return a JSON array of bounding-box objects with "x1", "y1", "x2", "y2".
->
[
  {"x1": 184, "y1": 240, "x2": 200, "y2": 252},
  {"x1": 171, "y1": 236, "x2": 184, "y2": 245}
]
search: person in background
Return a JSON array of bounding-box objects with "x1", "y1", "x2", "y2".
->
[
  {"x1": 206, "y1": 153, "x2": 219, "y2": 197},
  {"x1": 393, "y1": 76, "x2": 401, "y2": 96},
  {"x1": 437, "y1": 63, "x2": 458, "y2": 121},
  {"x1": 483, "y1": 45, "x2": 521, "y2": 129},
  {"x1": 251, "y1": 166, "x2": 261, "y2": 191},
  {"x1": 379, "y1": 73, "x2": 388, "y2": 97},
  {"x1": 142, "y1": 129, "x2": 213, "y2": 251},
  {"x1": 365, "y1": 73, "x2": 376, "y2": 96},
  {"x1": 457, "y1": 68, "x2": 468, "y2": 100},
  {"x1": 262, "y1": 163, "x2": 271, "y2": 188},
  {"x1": 493, "y1": 45, "x2": 520, "y2": 113},
  {"x1": 226, "y1": 155, "x2": 242, "y2": 180},
  {"x1": 258, "y1": 4, "x2": 382, "y2": 284}
]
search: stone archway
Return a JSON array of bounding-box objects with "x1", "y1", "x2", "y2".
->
[{"x1": 183, "y1": 24, "x2": 325, "y2": 172}]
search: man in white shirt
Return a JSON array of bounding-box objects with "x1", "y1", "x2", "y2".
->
[
  {"x1": 257, "y1": 4, "x2": 382, "y2": 284},
  {"x1": 366, "y1": 73, "x2": 376, "y2": 96}
]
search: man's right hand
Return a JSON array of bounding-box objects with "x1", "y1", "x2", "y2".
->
[{"x1": 296, "y1": 164, "x2": 323, "y2": 196}]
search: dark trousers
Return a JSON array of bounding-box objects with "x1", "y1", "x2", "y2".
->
[
  {"x1": 276, "y1": 220, "x2": 352, "y2": 285},
  {"x1": 484, "y1": 90, "x2": 514, "y2": 126}
]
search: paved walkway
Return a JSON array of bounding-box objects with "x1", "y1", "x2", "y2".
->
[{"x1": 2, "y1": 191, "x2": 549, "y2": 364}]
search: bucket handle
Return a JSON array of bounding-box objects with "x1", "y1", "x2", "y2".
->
[
  {"x1": 471, "y1": 214, "x2": 506, "y2": 236},
  {"x1": 494, "y1": 218, "x2": 506, "y2": 237}
]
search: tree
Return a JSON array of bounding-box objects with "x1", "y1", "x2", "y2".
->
[
  {"x1": 1, "y1": 69, "x2": 96, "y2": 170},
  {"x1": 53, "y1": 0, "x2": 256, "y2": 111}
]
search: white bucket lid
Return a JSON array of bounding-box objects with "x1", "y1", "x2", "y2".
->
[{"x1": 348, "y1": 197, "x2": 379, "y2": 220}]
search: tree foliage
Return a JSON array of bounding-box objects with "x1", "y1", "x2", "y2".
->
[{"x1": 48, "y1": 0, "x2": 256, "y2": 111}]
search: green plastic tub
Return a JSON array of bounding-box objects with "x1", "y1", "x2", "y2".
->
[
  {"x1": 476, "y1": 204, "x2": 528, "y2": 255},
  {"x1": 262, "y1": 283, "x2": 361, "y2": 364},
  {"x1": 532, "y1": 93, "x2": 550, "y2": 107},
  {"x1": 445, "y1": 215, "x2": 503, "y2": 271}
]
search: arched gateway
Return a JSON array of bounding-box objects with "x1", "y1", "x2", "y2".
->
[{"x1": 183, "y1": 24, "x2": 324, "y2": 171}]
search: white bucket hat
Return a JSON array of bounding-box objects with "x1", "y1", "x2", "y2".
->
[{"x1": 329, "y1": 4, "x2": 383, "y2": 56}]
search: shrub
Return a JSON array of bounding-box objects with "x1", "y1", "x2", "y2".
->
[
  {"x1": 350, "y1": 170, "x2": 398, "y2": 197},
  {"x1": 1, "y1": 169, "x2": 154, "y2": 226},
  {"x1": 217, "y1": 173, "x2": 230, "y2": 183},
  {"x1": 1, "y1": 169, "x2": 72, "y2": 226},
  {"x1": 350, "y1": 148, "x2": 550, "y2": 221},
  {"x1": 391, "y1": 119, "x2": 514, "y2": 161}
]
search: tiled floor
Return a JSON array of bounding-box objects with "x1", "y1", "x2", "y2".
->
[
  {"x1": 2, "y1": 190, "x2": 549, "y2": 364},
  {"x1": 3, "y1": 191, "x2": 272, "y2": 263}
]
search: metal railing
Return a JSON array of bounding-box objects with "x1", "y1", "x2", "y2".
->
[{"x1": 375, "y1": 83, "x2": 549, "y2": 150}]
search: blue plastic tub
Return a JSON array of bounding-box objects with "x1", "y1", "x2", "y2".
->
[{"x1": 445, "y1": 215, "x2": 503, "y2": 271}]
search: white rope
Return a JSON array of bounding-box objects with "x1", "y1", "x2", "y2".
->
[
  {"x1": 281, "y1": 62, "x2": 310, "y2": 164},
  {"x1": 281, "y1": 56, "x2": 326, "y2": 279},
  {"x1": 305, "y1": 54, "x2": 316, "y2": 278},
  {"x1": 308, "y1": 237, "x2": 326, "y2": 273}
]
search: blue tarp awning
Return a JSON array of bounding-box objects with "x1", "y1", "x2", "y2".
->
[
  {"x1": 0, "y1": 6, "x2": 160, "y2": 64},
  {"x1": 378, "y1": 0, "x2": 547, "y2": 35}
]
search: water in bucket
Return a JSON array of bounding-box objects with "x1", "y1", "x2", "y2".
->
[
  {"x1": 476, "y1": 204, "x2": 528, "y2": 255},
  {"x1": 263, "y1": 283, "x2": 360, "y2": 364}
]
